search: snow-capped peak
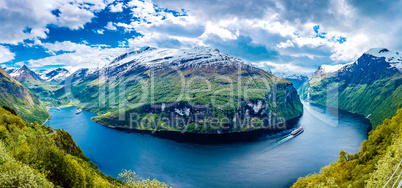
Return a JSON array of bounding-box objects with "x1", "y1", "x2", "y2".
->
[
  {"x1": 107, "y1": 46, "x2": 248, "y2": 70},
  {"x1": 9, "y1": 65, "x2": 30, "y2": 77},
  {"x1": 318, "y1": 64, "x2": 345, "y2": 74},
  {"x1": 364, "y1": 48, "x2": 400, "y2": 60},
  {"x1": 312, "y1": 61, "x2": 355, "y2": 78},
  {"x1": 39, "y1": 68, "x2": 71, "y2": 82},
  {"x1": 364, "y1": 48, "x2": 402, "y2": 71}
]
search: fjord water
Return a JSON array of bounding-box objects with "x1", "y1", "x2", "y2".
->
[{"x1": 48, "y1": 104, "x2": 370, "y2": 187}]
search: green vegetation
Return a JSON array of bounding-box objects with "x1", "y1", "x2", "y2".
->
[
  {"x1": 299, "y1": 73, "x2": 402, "y2": 128},
  {"x1": 0, "y1": 67, "x2": 49, "y2": 124},
  {"x1": 19, "y1": 78, "x2": 65, "y2": 106},
  {"x1": 292, "y1": 108, "x2": 402, "y2": 187},
  {"x1": 63, "y1": 66, "x2": 302, "y2": 133},
  {"x1": 119, "y1": 170, "x2": 171, "y2": 188},
  {"x1": 0, "y1": 106, "x2": 170, "y2": 187}
]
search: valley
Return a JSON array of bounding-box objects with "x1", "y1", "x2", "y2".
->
[
  {"x1": 1, "y1": 1, "x2": 402, "y2": 187},
  {"x1": 47, "y1": 104, "x2": 370, "y2": 187},
  {"x1": 1, "y1": 46, "x2": 402, "y2": 187}
]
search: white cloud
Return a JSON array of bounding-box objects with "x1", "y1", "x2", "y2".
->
[
  {"x1": 149, "y1": 0, "x2": 402, "y2": 65},
  {"x1": 26, "y1": 41, "x2": 130, "y2": 68},
  {"x1": 105, "y1": 22, "x2": 117, "y2": 30},
  {"x1": 115, "y1": 22, "x2": 135, "y2": 32},
  {"x1": 55, "y1": 3, "x2": 95, "y2": 30},
  {"x1": 109, "y1": 2, "x2": 123, "y2": 12},
  {"x1": 252, "y1": 61, "x2": 317, "y2": 74},
  {"x1": 5, "y1": 0, "x2": 402, "y2": 72},
  {"x1": 127, "y1": 0, "x2": 156, "y2": 19},
  {"x1": 0, "y1": 0, "x2": 107, "y2": 44},
  {"x1": 96, "y1": 29, "x2": 104, "y2": 34},
  {"x1": 0, "y1": 46, "x2": 15, "y2": 63},
  {"x1": 200, "y1": 22, "x2": 239, "y2": 41},
  {"x1": 277, "y1": 40, "x2": 294, "y2": 48}
]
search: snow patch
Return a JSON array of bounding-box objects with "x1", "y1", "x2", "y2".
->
[
  {"x1": 364, "y1": 48, "x2": 402, "y2": 72},
  {"x1": 175, "y1": 107, "x2": 190, "y2": 116},
  {"x1": 107, "y1": 46, "x2": 249, "y2": 70},
  {"x1": 37, "y1": 68, "x2": 71, "y2": 82}
]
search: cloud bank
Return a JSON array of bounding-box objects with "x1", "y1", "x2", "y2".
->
[{"x1": 0, "y1": 0, "x2": 401, "y2": 74}]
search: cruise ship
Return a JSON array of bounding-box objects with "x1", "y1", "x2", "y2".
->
[{"x1": 291, "y1": 126, "x2": 304, "y2": 135}]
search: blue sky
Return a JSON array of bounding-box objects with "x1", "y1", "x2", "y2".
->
[{"x1": 0, "y1": 0, "x2": 401, "y2": 74}]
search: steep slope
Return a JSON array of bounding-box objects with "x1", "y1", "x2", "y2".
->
[
  {"x1": 63, "y1": 47, "x2": 303, "y2": 134},
  {"x1": 6, "y1": 66, "x2": 64, "y2": 104},
  {"x1": 0, "y1": 106, "x2": 169, "y2": 187},
  {"x1": 0, "y1": 67, "x2": 49, "y2": 123},
  {"x1": 292, "y1": 108, "x2": 402, "y2": 187},
  {"x1": 299, "y1": 48, "x2": 402, "y2": 128}
]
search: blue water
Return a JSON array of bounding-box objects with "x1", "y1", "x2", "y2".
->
[{"x1": 48, "y1": 104, "x2": 370, "y2": 188}]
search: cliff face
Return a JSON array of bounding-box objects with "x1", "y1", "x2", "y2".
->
[
  {"x1": 0, "y1": 67, "x2": 49, "y2": 123},
  {"x1": 94, "y1": 86, "x2": 301, "y2": 134}
]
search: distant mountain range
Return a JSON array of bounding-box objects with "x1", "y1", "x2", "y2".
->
[
  {"x1": 5, "y1": 66, "x2": 72, "y2": 83},
  {"x1": 299, "y1": 48, "x2": 402, "y2": 128},
  {"x1": 4, "y1": 47, "x2": 401, "y2": 130},
  {"x1": 273, "y1": 72, "x2": 309, "y2": 90}
]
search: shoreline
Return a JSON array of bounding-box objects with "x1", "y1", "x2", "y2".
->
[
  {"x1": 99, "y1": 116, "x2": 303, "y2": 144},
  {"x1": 50, "y1": 105, "x2": 303, "y2": 144},
  {"x1": 301, "y1": 100, "x2": 373, "y2": 126}
]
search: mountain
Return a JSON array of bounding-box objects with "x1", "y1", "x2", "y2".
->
[
  {"x1": 39, "y1": 68, "x2": 71, "y2": 83},
  {"x1": 0, "y1": 67, "x2": 49, "y2": 123},
  {"x1": 5, "y1": 66, "x2": 64, "y2": 103},
  {"x1": 60, "y1": 68, "x2": 96, "y2": 84},
  {"x1": 273, "y1": 71, "x2": 309, "y2": 90},
  {"x1": 292, "y1": 108, "x2": 402, "y2": 187},
  {"x1": 298, "y1": 48, "x2": 402, "y2": 128},
  {"x1": 62, "y1": 47, "x2": 303, "y2": 134},
  {"x1": 10, "y1": 64, "x2": 43, "y2": 83}
]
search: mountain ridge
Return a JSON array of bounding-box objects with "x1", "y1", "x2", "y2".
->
[{"x1": 299, "y1": 48, "x2": 402, "y2": 128}]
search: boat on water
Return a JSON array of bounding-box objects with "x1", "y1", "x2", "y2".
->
[
  {"x1": 291, "y1": 126, "x2": 304, "y2": 135},
  {"x1": 57, "y1": 107, "x2": 61, "y2": 111},
  {"x1": 76, "y1": 109, "x2": 82, "y2": 114}
]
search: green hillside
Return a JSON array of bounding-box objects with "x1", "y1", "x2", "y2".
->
[
  {"x1": 65, "y1": 65, "x2": 302, "y2": 133},
  {"x1": 0, "y1": 106, "x2": 170, "y2": 187},
  {"x1": 299, "y1": 73, "x2": 402, "y2": 128},
  {"x1": 292, "y1": 108, "x2": 402, "y2": 187},
  {"x1": 0, "y1": 67, "x2": 49, "y2": 123},
  {"x1": 55, "y1": 48, "x2": 303, "y2": 134},
  {"x1": 298, "y1": 51, "x2": 402, "y2": 128}
]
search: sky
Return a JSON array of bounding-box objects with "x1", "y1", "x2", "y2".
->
[{"x1": 0, "y1": 0, "x2": 401, "y2": 74}]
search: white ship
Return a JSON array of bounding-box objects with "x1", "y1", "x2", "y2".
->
[{"x1": 291, "y1": 126, "x2": 304, "y2": 135}]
